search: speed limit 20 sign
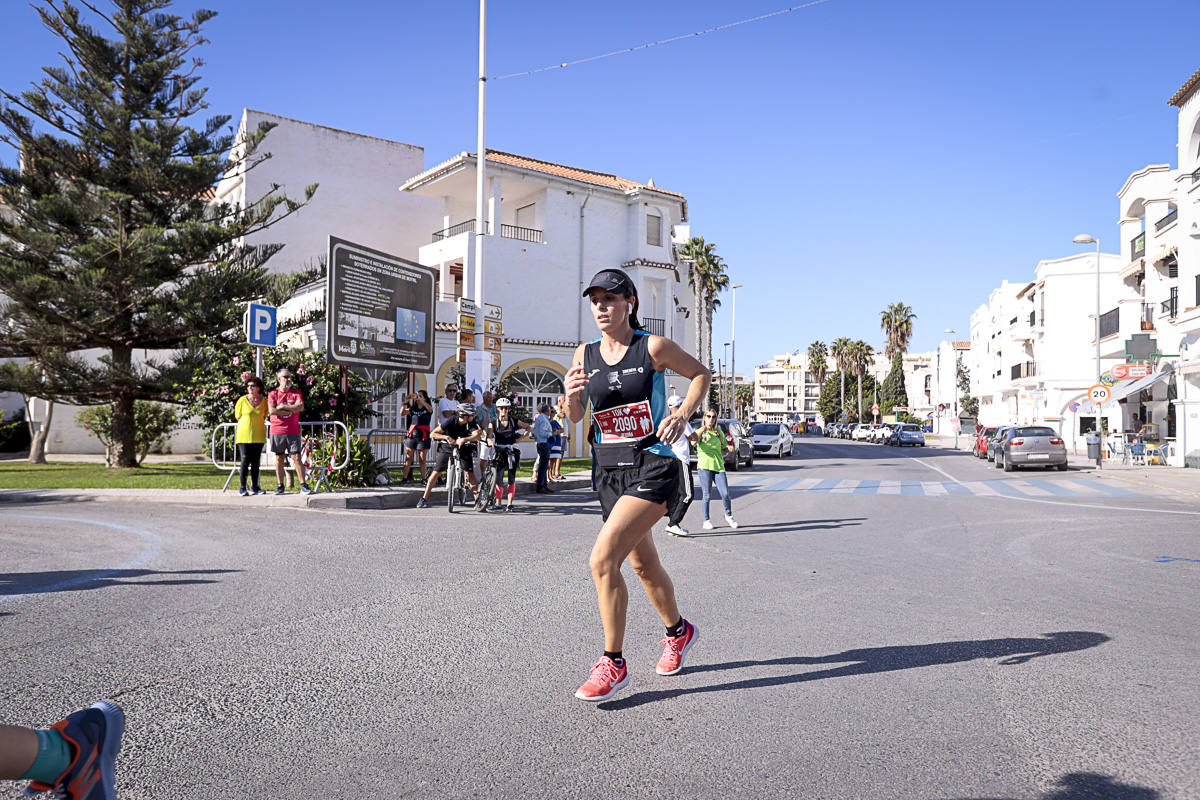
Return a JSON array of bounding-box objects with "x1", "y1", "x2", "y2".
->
[{"x1": 1088, "y1": 384, "x2": 1112, "y2": 404}]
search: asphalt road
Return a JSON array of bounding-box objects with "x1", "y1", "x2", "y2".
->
[{"x1": 2, "y1": 437, "x2": 1198, "y2": 799}]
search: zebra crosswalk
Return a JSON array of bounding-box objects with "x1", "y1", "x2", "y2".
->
[{"x1": 728, "y1": 475, "x2": 1168, "y2": 500}]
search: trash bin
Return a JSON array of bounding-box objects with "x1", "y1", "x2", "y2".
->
[{"x1": 1085, "y1": 435, "x2": 1101, "y2": 460}]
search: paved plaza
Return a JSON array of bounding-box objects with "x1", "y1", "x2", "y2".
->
[{"x1": 2, "y1": 438, "x2": 1198, "y2": 799}]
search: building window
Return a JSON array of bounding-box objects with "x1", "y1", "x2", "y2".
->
[
  {"x1": 506, "y1": 366, "x2": 565, "y2": 415},
  {"x1": 515, "y1": 203, "x2": 536, "y2": 230},
  {"x1": 646, "y1": 213, "x2": 662, "y2": 247}
]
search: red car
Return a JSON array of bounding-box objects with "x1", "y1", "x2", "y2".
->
[{"x1": 973, "y1": 426, "x2": 998, "y2": 458}]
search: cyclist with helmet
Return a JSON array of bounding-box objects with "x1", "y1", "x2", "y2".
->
[
  {"x1": 565, "y1": 267, "x2": 711, "y2": 702},
  {"x1": 416, "y1": 402, "x2": 482, "y2": 509},
  {"x1": 487, "y1": 397, "x2": 533, "y2": 512}
]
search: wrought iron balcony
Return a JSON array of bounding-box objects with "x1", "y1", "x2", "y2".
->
[
  {"x1": 1131, "y1": 232, "x2": 1145, "y2": 259},
  {"x1": 641, "y1": 316, "x2": 665, "y2": 336},
  {"x1": 1010, "y1": 362, "x2": 1037, "y2": 380},
  {"x1": 1141, "y1": 302, "x2": 1155, "y2": 331},
  {"x1": 1155, "y1": 208, "x2": 1178, "y2": 231},
  {"x1": 1161, "y1": 294, "x2": 1178, "y2": 319},
  {"x1": 1098, "y1": 308, "x2": 1120, "y2": 339},
  {"x1": 433, "y1": 219, "x2": 479, "y2": 241},
  {"x1": 432, "y1": 220, "x2": 544, "y2": 243}
]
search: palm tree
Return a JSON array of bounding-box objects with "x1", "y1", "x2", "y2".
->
[
  {"x1": 699, "y1": 256, "x2": 729, "y2": 378},
  {"x1": 830, "y1": 337, "x2": 853, "y2": 420},
  {"x1": 807, "y1": 340, "x2": 829, "y2": 388},
  {"x1": 679, "y1": 237, "x2": 716, "y2": 364},
  {"x1": 880, "y1": 302, "x2": 917, "y2": 359},
  {"x1": 850, "y1": 339, "x2": 875, "y2": 422}
]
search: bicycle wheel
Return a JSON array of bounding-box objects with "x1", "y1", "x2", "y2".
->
[
  {"x1": 476, "y1": 466, "x2": 495, "y2": 510},
  {"x1": 447, "y1": 457, "x2": 458, "y2": 513}
]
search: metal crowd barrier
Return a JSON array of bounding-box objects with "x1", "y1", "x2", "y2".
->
[
  {"x1": 363, "y1": 428, "x2": 433, "y2": 485},
  {"x1": 211, "y1": 420, "x2": 351, "y2": 493}
]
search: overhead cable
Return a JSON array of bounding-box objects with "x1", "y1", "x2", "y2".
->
[{"x1": 491, "y1": 0, "x2": 836, "y2": 81}]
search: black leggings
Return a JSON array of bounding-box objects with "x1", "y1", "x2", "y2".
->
[
  {"x1": 493, "y1": 447, "x2": 519, "y2": 495},
  {"x1": 237, "y1": 442, "x2": 264, "y2": 490}
]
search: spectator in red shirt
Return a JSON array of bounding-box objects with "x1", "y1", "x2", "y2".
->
[{"x1": 267, "y1": 368, "x2": 309, "y2": 494}]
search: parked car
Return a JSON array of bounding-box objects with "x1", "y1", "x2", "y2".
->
[
  {"x1": 995, "y1": 425, "x2": 1068, "y2": 471},
  {"x1": 974, "y1": 426, "x2": 998, "y2": 459},
  {"x1": 749, "y1": 422, "x2": 793, "y2": 458},
  {"x1": 987, "y1": 426, "x2": 1014, "y2": 462},
  {"x1": 875, "y1": 423, "x2": 896, "y2": 444},
  {"x1": 852, "y1": 423, "x2": 872, "y2": 441},
  {"x1": 889, "y1": 423, "x2": 926, "y2": 447}
]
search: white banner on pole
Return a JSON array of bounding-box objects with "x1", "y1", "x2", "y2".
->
[{"x1": 466, "y1": 350, "x2": 491, "y2": 399}]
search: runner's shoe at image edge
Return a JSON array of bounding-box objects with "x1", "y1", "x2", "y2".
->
[
  {"x1": 574, "y1": 656, "x2": 629, "y2": 702},
  {"x1": 24, "y1": 700, "x2": 124, "y2": 800},
  {"x1": 656, "y1": 620, "x2": 699, "y2": 676}
]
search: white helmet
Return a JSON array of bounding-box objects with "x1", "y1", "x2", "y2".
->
[{"x1": 495, "y1": 397, "x2": 512, "y2": 408}]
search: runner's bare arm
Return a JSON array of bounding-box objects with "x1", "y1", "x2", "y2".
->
[
  {"x1": 565, "y1": 343, "x2": 589, "y2": 424},
  {"x1": 648, "y1": 336, "x2": 710, "y2": 444}
]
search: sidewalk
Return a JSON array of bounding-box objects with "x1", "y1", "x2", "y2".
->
[
  {"x1": 926, "y1": 435, "x2": 1200, "y2": 500},
  {"x1": 0, "y1": 472, "x2": 594, "y2": 509}
]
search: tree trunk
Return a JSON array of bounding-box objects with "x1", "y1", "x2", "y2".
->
[
  {"x1": 24, "y1": 396, "x2": 53, "y2": 464},
  {"x1": 110, "y1": 347, "x2": 138, "y2": 468},
  {"x1": 857, "y1": 373, "x2": 863, "y2": 421},
  {"x1": 839, "y1": 372, "x2": 845, "y2": 419}
]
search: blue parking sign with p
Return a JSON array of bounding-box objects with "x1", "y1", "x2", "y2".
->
[{"x1": 246, "y1": 303, "x2": 277, "y2": 347}]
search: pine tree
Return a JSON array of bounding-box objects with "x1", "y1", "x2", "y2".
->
[
  {"x1": 0, "y1": 0, "x2": 315, "y2": 467},
  {"x1": 880, "y1": 351, "x2": 908, "y2": 414}
]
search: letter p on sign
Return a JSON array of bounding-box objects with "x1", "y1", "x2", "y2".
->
[{"x1": 246, "y1": 303, "x2": 277, "y2": 347}]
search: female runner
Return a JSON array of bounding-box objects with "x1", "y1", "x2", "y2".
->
[
  {"x1": 565, "y1": 268, "x2": 711, "y2": 701},
  {"x1": 488, "y1": 397, "x2": 532, "y2": 511}
]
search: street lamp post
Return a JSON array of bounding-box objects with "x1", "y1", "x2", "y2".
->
[
  {"x1": 730, "y1": 283, "x2": 743, "y2": 419},
  {"x1": 722, "y1": 342, "x2": 731, "y2": 416},
  {"x1": 944, "y1": 328, "x2": 957, "y2": 449},
  {"x1": 1074, "y1": 234, "x2": 1103, "y2": 469}
]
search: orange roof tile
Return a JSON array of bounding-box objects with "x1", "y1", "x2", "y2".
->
[
  {"x1": 1168, "y1": 67, "x2": 1200, "y2": 107},
  {"x1": 483, "y1": 150, "x2": 683, "y2": 198}
]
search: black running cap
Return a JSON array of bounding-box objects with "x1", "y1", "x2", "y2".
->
[{"x1": 582, "y1": 269, "x2": 636, "y2": 297}]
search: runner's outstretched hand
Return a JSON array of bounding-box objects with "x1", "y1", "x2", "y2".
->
[
  {"x1": 565, "y1": 364, "x2": 588, "y2": 404},
  {"x1": 657, "y1": 413, "x2": 687, "y2": 445}
]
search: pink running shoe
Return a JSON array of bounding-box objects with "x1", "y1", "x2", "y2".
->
[
  {"x1": 574, "y1": 656, "x2": 629, "y2": 701},
  {"x1": 656, "y1": 620, "x2": 699, "y2": 675}
]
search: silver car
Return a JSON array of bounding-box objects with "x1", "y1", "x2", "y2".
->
[{"x1": 995, "y1": 425, "x2": 1068, "y2": 471}]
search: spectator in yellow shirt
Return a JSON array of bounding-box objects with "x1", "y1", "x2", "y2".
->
[{"x1": 234, "y1": 376, "x2": 268, "y2": 495}]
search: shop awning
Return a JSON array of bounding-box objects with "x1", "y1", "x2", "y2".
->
[
  {"x1": 1111, "y1": 367, "x2": 1174, "y2": 401},
  {"x1": 1118, "y1": 258, "x2": 1144, "y2": 281}
]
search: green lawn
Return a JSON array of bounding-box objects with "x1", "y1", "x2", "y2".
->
[
  {"x1": 0, "y1": 457, "x2": 594, "y2": 490},
  {"x1": 0, "y1": 461, "x2": 230, "y2": 490}
]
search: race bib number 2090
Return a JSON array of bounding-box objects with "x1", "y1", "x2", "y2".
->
[{"x1": 593, "y1": 400, "x2": 654, "y2": 443}]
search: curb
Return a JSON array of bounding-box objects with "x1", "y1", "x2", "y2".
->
[{"x1": 0, "y1": 474, "x2": 595, "y2": 510}]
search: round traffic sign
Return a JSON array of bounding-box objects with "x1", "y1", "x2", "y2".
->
[
  {"x1": 1068, "y1": 401, "x2": 1081, "y2": 413},
  {"x1": 1088, "y1": 384, "x2": 1112, "y2": 404}
]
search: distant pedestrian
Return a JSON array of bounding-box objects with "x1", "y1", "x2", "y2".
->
[
  {"x1": 401, "y1": 390, "x2": 433, "y2": 483},
  {"x1": 476, "y1": 390, "x2": 495, "y2": 484},
  {"x1": 696, "y1": 409, "x2": 738, "y2": 530},
  {"x1": 416, "y1": 402, "x2": 482, "y2": 509},
  {"x1": 3, "y1": 700, "x2": 124, "y2": 799},
  {"x1": 548, "y1": 406, "x2": 564, "y2": 480},
  {"x1": 234, "y1": 375, "x2": 268, "y2": 495},
  {"x1": 532, "y1": 403, "x2": 554, "y2": 493},
  {"x1": 663, "y1": 394, "x2": 698, "y2": 536},
  {"x1": 437, "y1": 384, "x2": 458, "y2": 425},
  {"x1": 268, "y1": 368, "x2": 309, "y2": 494}
]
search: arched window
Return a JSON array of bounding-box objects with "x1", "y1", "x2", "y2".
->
[{"x1": 507, "y1": 366, "x2": 564, "y2": 415}]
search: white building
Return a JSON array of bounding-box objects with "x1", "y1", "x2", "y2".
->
[
  {"x1": 929, "y1": 340, "x2": 971, "y2": 436},
  {"x1": 396, "y1": 149, "x2": 697, "y2": 457},
  {"x1": 753, "y1": 352, "x2": 835, "y2": 424}
]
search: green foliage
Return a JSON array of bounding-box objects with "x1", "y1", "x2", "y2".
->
[
  {"x1": 307, "y1": 431, "x2": 388, "y2": 488},
  {"x1": 818, "y1": 371, "x2": 878, "y2": 423},
  {"x1": 956, "y1": 357, "x2": 979, "y2": 418},
  {"x1": 807, "y1": 341, "x2": 828, "y2": 386},
  {"x1": 0, "y1": 408, "x2": 32, "y2": 452},
  {"x1": 0, "y1": 0, "x2": 315, "y2": 466},
  {"x1": 880, "y1": 352, "x2": 908, "y2": 413},
  {"x1": 175, "y1": 342, "x2": 373, "y2": 446},
  {"x1": 76, "y1": 401, "x2": 178, "y2": 466},
  {"x1": 880, "y1": 302, "x2": 917, "y2": 359}
]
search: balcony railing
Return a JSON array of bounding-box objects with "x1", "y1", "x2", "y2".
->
[
  {"x1": 641, "y1": 316, "x2": 665, "y2": 336},
  {"x1": 1098, "y1": 308, "x2": 1120, "y2": 339},
  {"x1": 432, "y1": 220, "x2": 544, "y2": 243},
  {"x1": 1161, "y1": 294, "x2": 1178, "y2": 319},
  {"x1": 1028, "y1": 311, "x2": 1036, "y2": 326},
  {"x1": 1192, "y1": 166, "x2": 1200, "y2": 183},
  {"x1": 1010, "y1": 362, "x2": 1037, "y2": 380},
  {"x1": 1141, "y1": 302, "x2": 1155, "y2": 331},
  {"x1": 1155, "y1": 208, "x2": 1178, "y2": 231},
  {"x1": 1131, "y1": 232, "x2": 1146, "y2": 259}
]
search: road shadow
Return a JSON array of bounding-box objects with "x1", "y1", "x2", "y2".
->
[
  {"x1": 946, "y1": 771, "x2": 1160, "y2": 799},
  {"x1": 690, "y1": 518, "x2": 866, "y2": 537},
  {"x1": 598, "y1": 631, "x2": 1110, "y2": 711},
  {"x1": 0, "y1": 568, "x2": 242, "y2": 597}
]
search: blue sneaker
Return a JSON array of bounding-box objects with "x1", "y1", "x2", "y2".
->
[
  {"x1": 299, "y1": 484, "x2": 312, "y2": 495},
  {"x1": 25, "y1": 700, "x2": 124, "y2": 799},
  {"x1": 251, "y1": 488, "x2": 265, "y2": 495},
  {"x1": 274, "y1": 486, "x2": 285, "y2": 495},
  {"x1": 238, "y1": 487, "x2": 248, "y2": 496}
]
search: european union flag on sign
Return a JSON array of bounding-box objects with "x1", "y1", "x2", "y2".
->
[{"x1": 395, "y1": 307, "x2": 426, "y2": 343}]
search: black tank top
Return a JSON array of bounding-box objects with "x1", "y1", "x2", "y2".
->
[
  {"x1": 583, "y1": 331, "x2": 671, "y2": 458},
  {"x1": 493, "y1": 416, "x2": 520, "y2": 446},
  {"x1": 410, "y1": 404, "x2": 431, "y2": 428}
]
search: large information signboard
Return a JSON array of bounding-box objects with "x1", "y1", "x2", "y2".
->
[{"x1": 326, "y1": 236, "x2": 437, "y2": 370}]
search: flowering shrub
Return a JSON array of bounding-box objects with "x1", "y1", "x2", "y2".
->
[
  {"x1": 307, "y1": 429, "x2": 388, "y2": 488},
  {"x1": 76, "y1": 402, "x2": 178, "y2": 466},
  {"x1": 176, "y1": 342, "x2": 373, "y2": 446}
]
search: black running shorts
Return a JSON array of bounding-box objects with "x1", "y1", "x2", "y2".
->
[
  {"x1": 434, "y1": 443, "x2": 476, "y2": 473},
  {"x1": 595, "y1": 450, "x2": 682, "y2": 521}
]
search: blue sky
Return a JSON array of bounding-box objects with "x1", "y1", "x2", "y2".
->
[{"x1": 3, "y1": 0, "x2": 1198, "y2": 373}]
